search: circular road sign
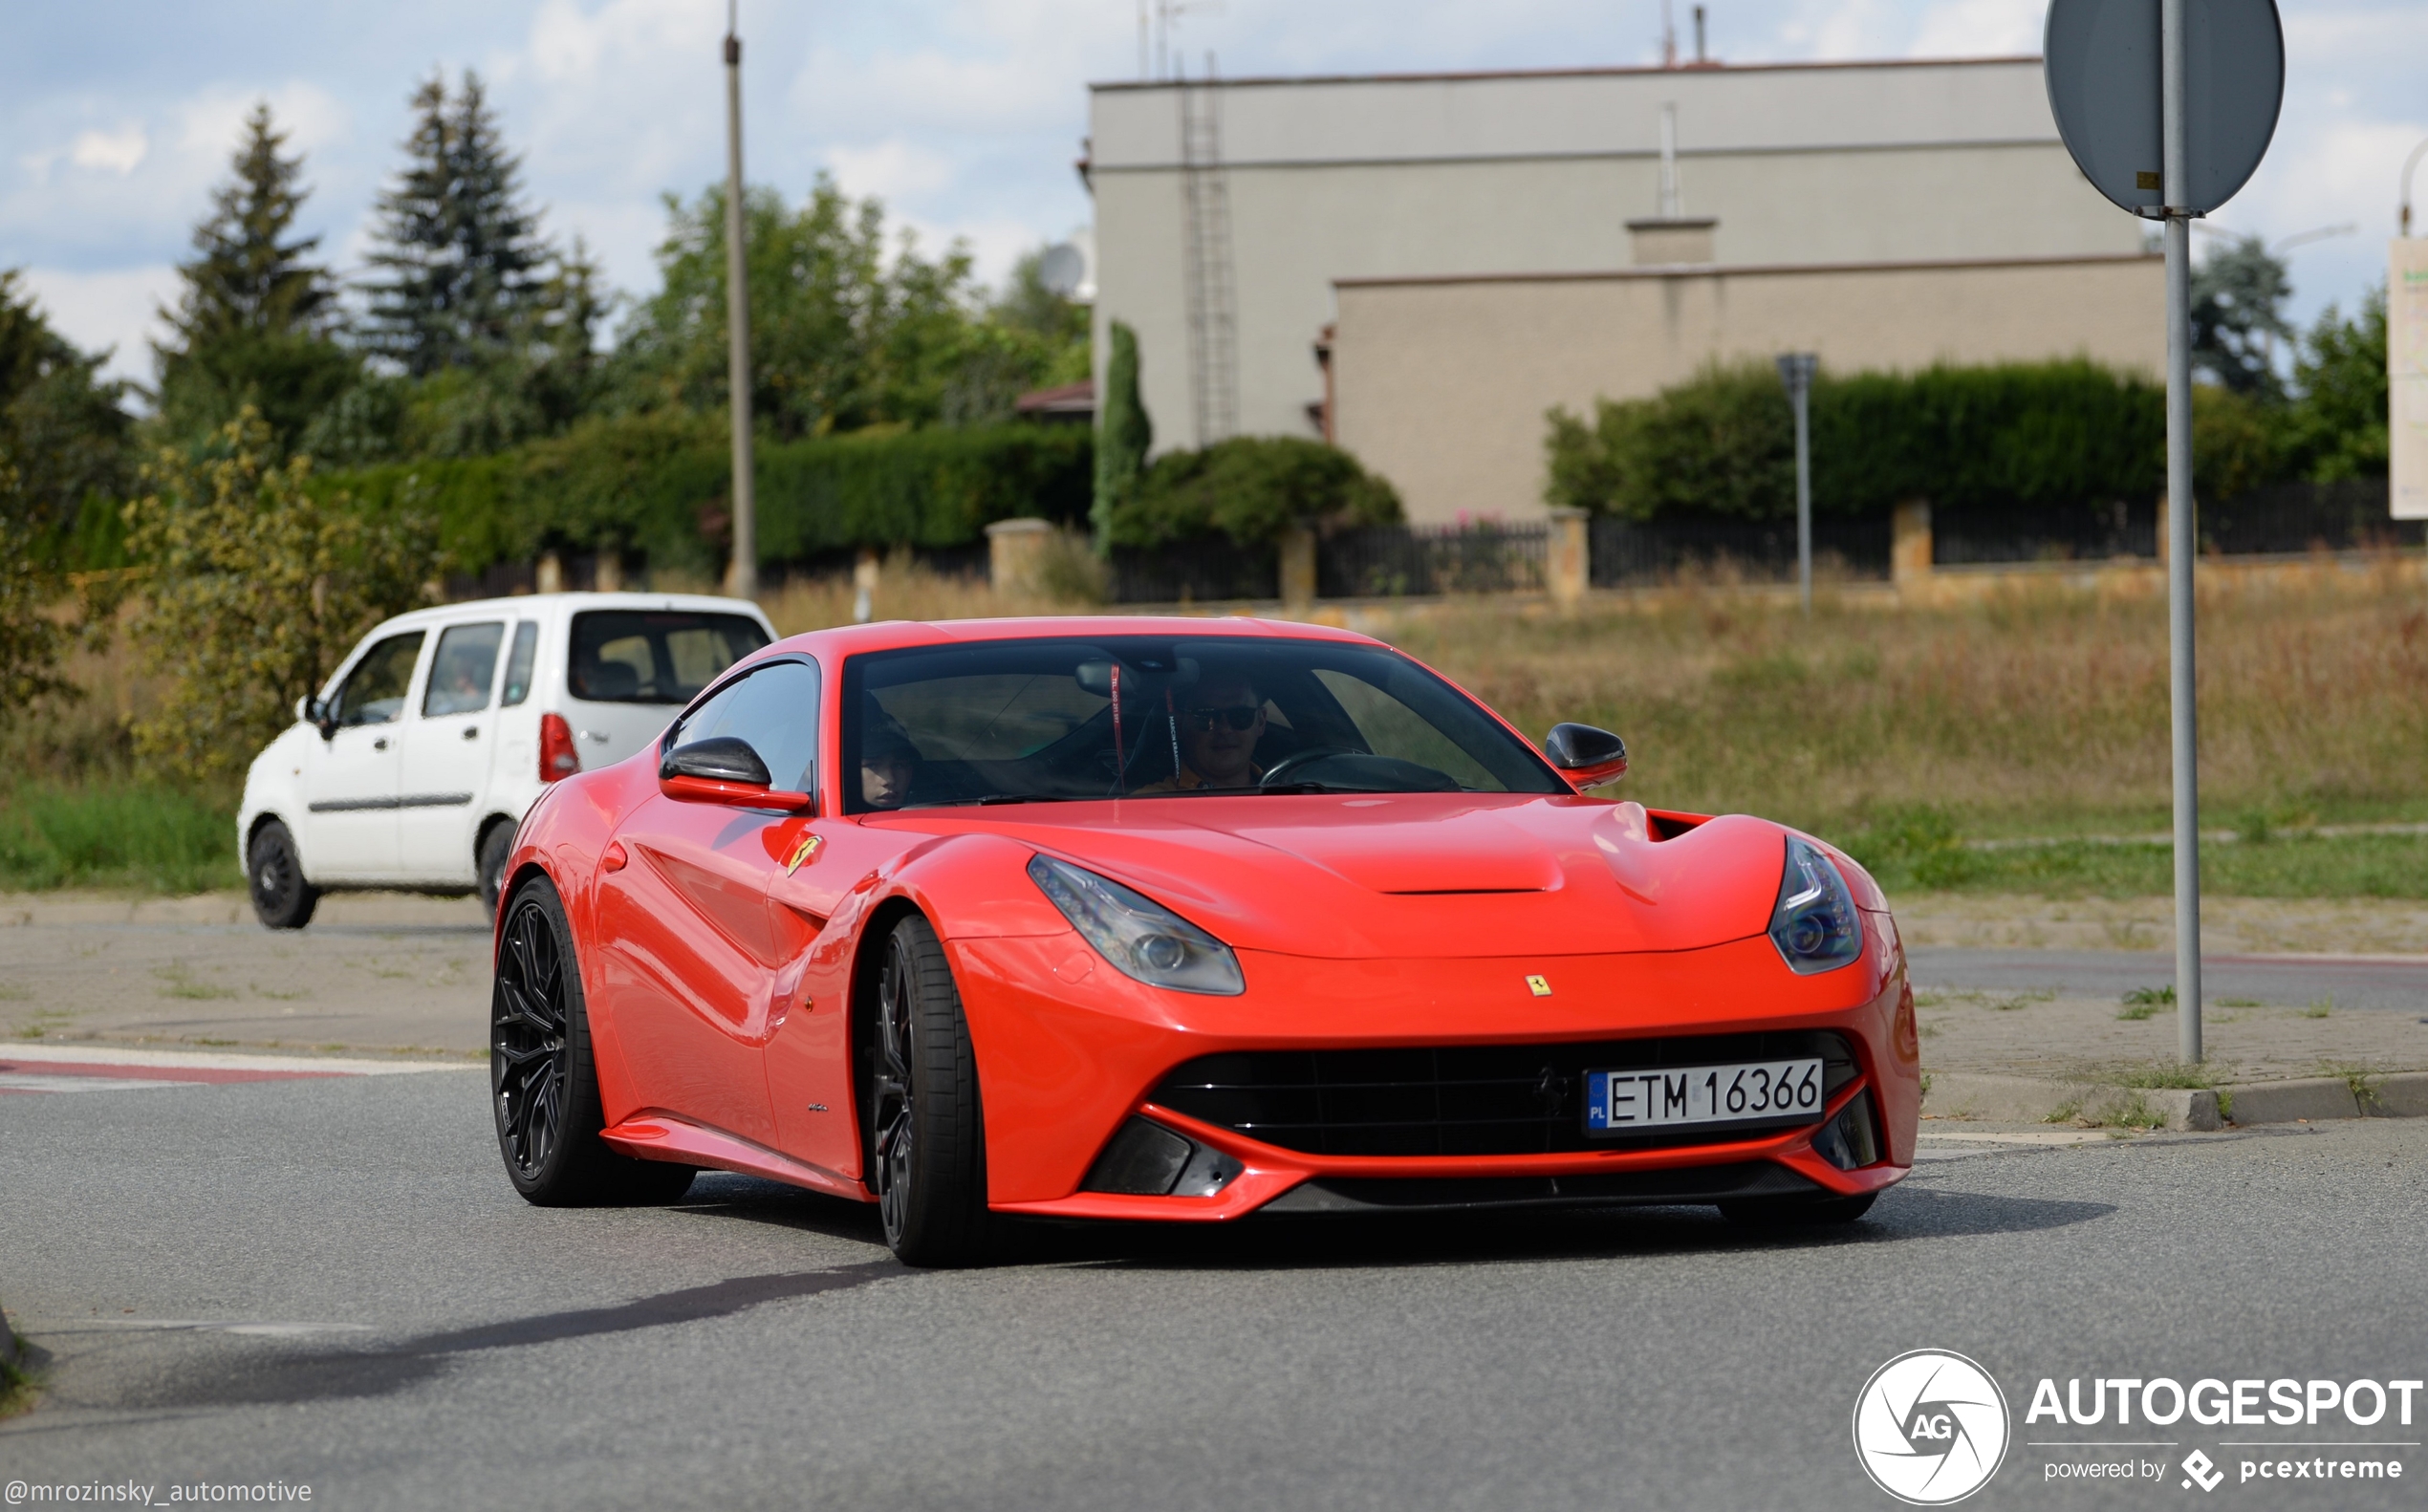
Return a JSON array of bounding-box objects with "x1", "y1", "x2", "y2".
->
[{"x1": 2044, "y1": 0, "x2": 2284, "y2": 218}]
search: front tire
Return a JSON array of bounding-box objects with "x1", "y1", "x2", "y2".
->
[
  {"x1": 871, "y1": 914, "x2": 992, "y2": 1266},
  {"x1": 492, "y1": 875, "x2": 696, "y2": 1206},
  {"x1": 476, "y1": 820, "x2": 514, "y2": 918},
  {"x1": 248, "y1": 820, "x2": 318, "y2": 930}
]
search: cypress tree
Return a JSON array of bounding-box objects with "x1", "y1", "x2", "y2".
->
[
  {"x1": 1092, "y1": 321, "x2": 1150, "y2": 552},
  {"x1": 153, "y1": 104, "x2": 354, "y2": 446},
  {"x1": 364, "y1": 71, "x2": 549, "y2": 375}
]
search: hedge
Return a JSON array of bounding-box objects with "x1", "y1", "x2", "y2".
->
[
  {"x1": 1547, "y1": 359, "x2": 2169, "y2": 521},
  {"x1": 315, "y1": 411, "x2": 1093, "y2": 577}
]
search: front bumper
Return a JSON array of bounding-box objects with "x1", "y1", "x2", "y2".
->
[{"x1": 949, "y1": 918, "x2": 1919, "y2": 1220}]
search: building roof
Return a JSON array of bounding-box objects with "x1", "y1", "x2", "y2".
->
[{"x1": 1089, "y1": 54, "x2": 2039, "y2": 94}]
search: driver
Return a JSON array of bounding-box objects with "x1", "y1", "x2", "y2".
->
[
  {"x1": 860, "y1": 724, "x2": 920, "y2": 810},
  {"x1": 1139, "y1": 672, "x2": 1267, "y2": 792}
]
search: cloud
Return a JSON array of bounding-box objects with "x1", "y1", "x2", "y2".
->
[
  {"x1": 17, "y1": 264, "x2": 181, "y2": 384},
  {"x1": 825, "y1": 140, "x2": 958, "y2": 203},
  {"x1": 1907, "y1": 0, "x2": 2043, "y2": 57}
]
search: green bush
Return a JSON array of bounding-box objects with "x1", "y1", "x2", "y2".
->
[
  {"x1": 1547, "y1": 359, "x2": 2168, "y2": 521},
  {"x1": 320, "y1": 413, "x2": 1093, "y2": 577},
  {"x1": 1108, "y1": 436, "x2": 1401, "y2": 549}
]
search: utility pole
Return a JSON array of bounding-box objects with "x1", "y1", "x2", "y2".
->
[
  {"x1": 723, "y1": 0, "x2": 757, "y2": 601},
  {"x1": 1776, "y1": 353, "x2": 1817, "y2": 616}
]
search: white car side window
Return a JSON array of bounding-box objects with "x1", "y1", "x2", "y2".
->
[
  {"x1": 334, "y1": 633, "x2": 425, "y2": 728},
  {"x1": 500, "y1": 621, "x2": 539, "y2": 707},
  {"x1": 423, "y1": 622, "x2": 507, "y2": 718}
]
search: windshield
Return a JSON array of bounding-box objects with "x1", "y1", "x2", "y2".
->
[
  {"x1": 841, "y1": 636, "x2": 1564, "y2": 812},
  {"x1": 568, "y1": 611, "x2": 770, "y2": 705}
]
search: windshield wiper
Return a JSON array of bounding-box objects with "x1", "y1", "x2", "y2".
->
[{"x1": 920, "y1": 792, "x2": 1083, "y2": 808}]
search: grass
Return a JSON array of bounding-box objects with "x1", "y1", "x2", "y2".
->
[
  {"x1": 1391, "y1": 569, "x2": 2428, "y2": 899},
  {"x1": 2118, "y1": 984, "x2": 2175, "y2": 1020},
  {"x1": 0, "y1": 780, "x2": 236, "y2": 894},
  {"x1": 2301, "y1": 999, "x2": 2335, "y2": 1018},
  {"x1": 0, "y1": 1343, "x2": 35, "y2": 1421}
]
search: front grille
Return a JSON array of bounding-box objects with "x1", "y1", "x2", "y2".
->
[{"x1": 1153, "y1": 1031, "x2": 1857, "y2": 1156}]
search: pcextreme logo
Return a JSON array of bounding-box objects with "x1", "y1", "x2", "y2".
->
[{"x1": 1853, "y1": 1350, "x2": 2012, "y2": 1505}]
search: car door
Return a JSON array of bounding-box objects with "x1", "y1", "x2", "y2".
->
[
  {"x1": 301, "y1": 631, "x2": 423, "y2": 881},
  {"x1": 592, "y1": 658, "x2": 820, "y2": 1149},
  {"x1": 396, "y1": 619, "x2": 507, "y2": 881}
]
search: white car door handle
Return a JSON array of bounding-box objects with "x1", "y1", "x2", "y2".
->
[
  {"x1": 373, "y1": 737, "x2": 388, "y2": 751},
  {"x1": 461, "y1": 726, "x2": 480, "y2": 741},
  {"x1": 581, "y1": 729, "x2": 610, "y2": 743}
]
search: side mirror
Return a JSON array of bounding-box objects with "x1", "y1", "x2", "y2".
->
[
  {"x1": 1544, "y1": 723, "x2": 1629, "y2": 789},
  {"x1": 659, "y1": 737, "x2": 813, "y2": 812},
  {"x1": 303, "y1": 696, "x2": 336, "y2": 740}
]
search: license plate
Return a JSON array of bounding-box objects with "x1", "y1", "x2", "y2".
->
[{"x1": 1583, "y1": 1058, "x2": 1826, "y2": 1134}]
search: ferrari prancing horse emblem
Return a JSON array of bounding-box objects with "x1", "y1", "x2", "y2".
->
[
  {"x1": 785, "y1": 832, "x2": 824, "y2": 875},
  {"x1": 1526, "y1": 975, "x2": 1552, "y2": 997}
]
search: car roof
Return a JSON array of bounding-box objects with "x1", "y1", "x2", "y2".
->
[
  {"x1": 358, "y1": 592, "x2": 776, "y2": 635},
  {"x1": 757, "y1": 616, "x2": 1386, "y2": 663}
]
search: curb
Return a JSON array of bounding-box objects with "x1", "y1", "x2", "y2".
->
[{"x1": 1923, "y1": 1069, "x2": 2428, "y2": 1132}]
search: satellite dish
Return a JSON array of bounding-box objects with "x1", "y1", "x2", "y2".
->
[
  {"x1": 2044, "y1": 0, "x2": 2284, "y2": 218},
  {"x1": 1037, "y1": 243, "x2": 1087, "y2": 298}
]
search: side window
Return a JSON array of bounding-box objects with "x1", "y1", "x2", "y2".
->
[
  {"x1": 423, "y1": 622, "x2": 506, "y2": 718},
  {"x1": 334, "y1": 633, "x2": 425, "y2": 728},
  {"x1": 499, "y1": 621, "x2": 539, "y2": 707},
  {"x1": 672, "y1": 659, "x2": 821, "y2": 791}
]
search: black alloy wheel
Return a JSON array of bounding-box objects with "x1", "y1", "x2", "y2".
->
[
  {"x1": 491, "y1": 876, "x2": 694, "y2": 1206},
  {"x1": 247, "y1": 820, "x2": 318, "y2": 930},
  {"x1": 871, "y1": 914, "x2": 991, "y2": 1265}
]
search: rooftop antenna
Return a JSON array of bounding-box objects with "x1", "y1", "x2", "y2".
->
[
  {"x1": 1661, "y1": 0, "x2": 1678, "y2": 68},
  {"x1": 1658, "y1": 102, "x2": 1682, "y2": 218},
  {"x1": 1138, "y1": 0, "x2": 1149, "y2": 81},
  {"x1": 1157, "y1": 0, "x2": 1223, "y2": 81},
  {"x1": 1694, "y1": 4, "x2": 1707, "y2": 63}
]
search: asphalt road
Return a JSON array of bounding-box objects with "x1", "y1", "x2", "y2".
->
[
  {"x1": 4, "y1": 1069, "x2": 2423, "y2": 1509},
  {"x1": 1910, "y1": 947, "x2": 2428, "y2": 1015}
]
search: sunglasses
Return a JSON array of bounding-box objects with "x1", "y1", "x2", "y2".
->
[{"x1": 1181, "y1": 704, "x2": 1260, "y2": 732}]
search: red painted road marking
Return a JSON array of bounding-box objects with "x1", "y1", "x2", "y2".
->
[{"x1": 0, "y1": 1059, "x2": 342, "y2": 1085}]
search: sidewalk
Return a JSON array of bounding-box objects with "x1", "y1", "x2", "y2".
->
[{"x1": 1919, "y1": 984, "x2": 2428, "y2": 1131}]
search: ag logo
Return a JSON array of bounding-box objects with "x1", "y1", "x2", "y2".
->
[{"x1": 1852, "y1": 1350, "x2": 2010, "y2": 1504}]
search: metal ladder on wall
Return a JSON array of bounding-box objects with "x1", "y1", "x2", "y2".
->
[{"x1": 1178, "y1": 57, "x2": 1238, "y2": 447}]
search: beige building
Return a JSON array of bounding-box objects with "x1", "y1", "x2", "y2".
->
[
  {"x1": 1332, "y1": 251, "x2": 2164, "y2": 525},
  {"x1": 1085, "y1": 55, "x2": 2146, "y2": 461}
]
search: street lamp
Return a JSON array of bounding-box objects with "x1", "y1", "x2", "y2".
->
[{"x1": 1775, "y1": 353, "x2": 1818, "y2": 616}]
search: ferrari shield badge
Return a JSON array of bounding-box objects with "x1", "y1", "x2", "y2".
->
[
  {"x1": 785, "y1": 832, "x2": 824, "y2": 875},
  {"x1": 1525, "y1": 975, "x2": 1552, "y2": 997}
]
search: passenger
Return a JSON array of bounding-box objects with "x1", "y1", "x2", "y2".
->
[
  {"x1": 860, "y1": 727, "x2": 920, "y2": 810},
  {"x1": 1139, "y1": 673, "x2": 1268, "y2": 792}
]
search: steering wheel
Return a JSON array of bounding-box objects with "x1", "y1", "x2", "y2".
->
[{"x1": 1257, "y1": 746, "x2": 1360, "y2": 789}]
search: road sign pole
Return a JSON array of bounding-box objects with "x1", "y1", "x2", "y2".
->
[
  {"x1": 724, "y1": 4, "x2": 757, "y2": 602},
  {"x1": 1794, "y1": 381, "x2": 1812, "y2": 616},
  {"x1": 2161, "y1": 0, "x2": 2202, "y2": 1063}
]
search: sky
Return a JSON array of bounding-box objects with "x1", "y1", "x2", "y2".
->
[{"x1": 4, "y1": 0, "x2": 2420, "y2": 390}]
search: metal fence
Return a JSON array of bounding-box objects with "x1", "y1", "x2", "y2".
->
[
  {"x1": 1109, "y1": 538, "x2": 1278, "y2": 603},
  {"x1": 1933, "y1": 499, "x2": 2157, "y2": 565},
  {"x1": 2198, "y1": 479, "x2": 2421, "y2": 555},
  {"x1": 1590, "y1": 514, "x2": 1891, "y2": 587},
  {"x1": 1317, "y1": 523, "x2": 1550, "y2": 598}
]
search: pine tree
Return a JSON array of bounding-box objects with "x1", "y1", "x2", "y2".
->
[
  {"x1": 153, "y1": 104, "x2": 355, "y2": 446},
  {"x1": 364, "y1": 72, "x2": 549, "y2": 375}
]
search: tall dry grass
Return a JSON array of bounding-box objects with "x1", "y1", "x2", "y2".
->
[{"x1": 1386, "y1": 567, "x2": 2428, "y2": 838}]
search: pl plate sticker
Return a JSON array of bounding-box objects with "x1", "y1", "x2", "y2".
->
[{"x1": 1854, "y1": 1350, "x2": 2011, "y2": 1504}]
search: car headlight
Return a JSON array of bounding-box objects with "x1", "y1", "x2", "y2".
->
[
  {"x1": 1027, "y1": 854, "x2": 1245, "y2": 995},
  {"x1": 1768, "y1": 836, "x2": 1863, "y2": 975}
]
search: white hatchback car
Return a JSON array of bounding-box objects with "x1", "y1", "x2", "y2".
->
[{"x1": 238, "y1": 592, "x2": 777, "y2": 928}]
